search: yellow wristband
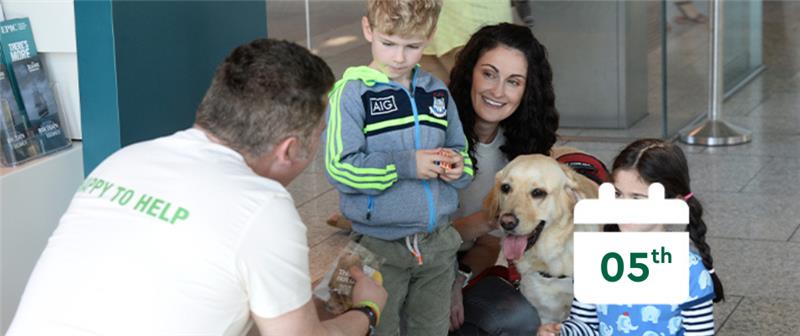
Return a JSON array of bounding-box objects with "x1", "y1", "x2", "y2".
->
[{"x1": 355, "y1": 300, "x2": 381, "y2": 326}]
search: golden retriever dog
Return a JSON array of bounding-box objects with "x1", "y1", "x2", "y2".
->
[{"x1": 484, "y1": 154, "x2": 599, "y2": 324}]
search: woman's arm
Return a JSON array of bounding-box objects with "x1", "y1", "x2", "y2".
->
[
  {"x1": 453, "y1": 210, "x2": 501, "y2": 274},
  {"x1": 452, "y1": 209, "x2": 495, "y2": 242}
]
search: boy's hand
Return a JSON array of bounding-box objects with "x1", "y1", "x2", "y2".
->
[
  {"x1": 438, "y1": 148, "x2": 464, "y2": 182},
  {"x1": 537, "y1": 323, "x2": 562, "y2": 336},
  {"x1": 416, "y1": 149, "x2": 447, "y2": 179}
]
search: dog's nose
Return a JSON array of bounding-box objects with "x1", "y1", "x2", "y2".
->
[{"x1": 499, "y1": 213, "x2": 519, "y2": 231}]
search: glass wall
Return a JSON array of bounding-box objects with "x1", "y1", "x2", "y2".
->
[
  {"x1": 723, "y1": 0, "x2": 764, "y2": 93},
  {"x1": 664, "y1": 0, "x2": 764, "y2": 137},
  {"x1": 267, "y1": 0, "x2": 370, "y2": 78}
]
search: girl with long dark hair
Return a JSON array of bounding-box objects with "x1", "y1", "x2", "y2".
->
[{"x1": 539, "y1": 139, "x2": 724, "y2": 336}]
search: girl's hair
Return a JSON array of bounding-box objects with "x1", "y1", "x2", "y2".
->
[
  {"x1": 448, "y1": 23, "x2": 559, "y2": 172},
  {"x1": 611, "y1": 139, "x2": 725, "y2": 303}
]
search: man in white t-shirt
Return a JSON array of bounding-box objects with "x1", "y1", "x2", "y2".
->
[{"x1": 7, "y1": 39, "x2": 386, "y2": 336}]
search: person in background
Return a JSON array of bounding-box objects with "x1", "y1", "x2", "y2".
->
[{"x1": 419, "y1": 0, "x2": 513, "y2": 84}]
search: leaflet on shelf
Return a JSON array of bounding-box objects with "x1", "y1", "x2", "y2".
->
[
  {"x1": 0, "y1": 17, "x2": 37, "y2": 126},
  {"x1": 0, "y1": 18, "x2": 70, "y2": 166},
  {"x1": 12, "y1": 55, "x2": 69, "y2": 154},
  {"x1": 0, "y1": 62, "x2": 38, "y2": 166}
]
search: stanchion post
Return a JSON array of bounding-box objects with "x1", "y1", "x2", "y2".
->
[{"x1": 680, "y1": 0, "x2": 752, "y2": 146}]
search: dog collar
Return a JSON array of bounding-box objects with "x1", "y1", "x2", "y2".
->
[
  {"x1": 505, "y1": 266, "x2": 572, "y2": 289},
  {"x1": 524, "y1": 220, "x2": 547, "y2": 252},
  {"x1": 505, "y1": 221, "x2": 559, "y2": 289},
  {"x1": 538, "y1": 271, "x2": 571, "y2": 279}
]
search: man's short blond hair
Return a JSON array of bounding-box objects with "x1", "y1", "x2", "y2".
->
[{"x1": 366, "y1": 0, "x2": 442, "y2": 38}]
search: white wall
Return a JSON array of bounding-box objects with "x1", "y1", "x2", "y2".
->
[{"x1": 0, "y1": 145, "x2": 84, "y2": 333}]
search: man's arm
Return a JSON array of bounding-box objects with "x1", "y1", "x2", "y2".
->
[
  {"x1": 253, "y1": 265, "x2": 385, "y2": 336},
  {"x1": 253, "y1": 301, "x2": 370, "y2": 336}
]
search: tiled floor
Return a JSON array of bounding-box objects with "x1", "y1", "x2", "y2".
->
[{"x1": 283, "y1": 1, "x2": 800, "y2": 334}]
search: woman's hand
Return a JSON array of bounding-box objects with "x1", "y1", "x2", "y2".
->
[{"x1": 448, "y1": 274, "x2": 467, "y2": 331}]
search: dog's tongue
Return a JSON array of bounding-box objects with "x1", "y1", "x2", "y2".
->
[{"x1": 503, "y1": 235, "x2": 528, "y2": 261}]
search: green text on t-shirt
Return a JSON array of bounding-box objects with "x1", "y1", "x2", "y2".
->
[{"x1": 78, "y1": 177, "x2": 190, "y2": 225}]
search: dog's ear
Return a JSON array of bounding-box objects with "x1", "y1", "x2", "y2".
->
[
  {"x1": 483, "y1": 170, "x2": 504, "y2": 221},
  {"x1": 559, "y1": 163, "x2": 599, "y2": 204}
]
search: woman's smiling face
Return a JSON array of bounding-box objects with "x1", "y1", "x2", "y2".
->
[{"x1": 470, "y1": 45, "x2": 528, "y2": 125}]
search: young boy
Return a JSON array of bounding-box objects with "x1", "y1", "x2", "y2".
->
[{"x1": 322, "y1": 0, "x2": 473, "y2": 335}]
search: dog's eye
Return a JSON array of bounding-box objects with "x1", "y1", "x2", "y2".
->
[
  {"x1": 500, "y1": 183, "x2": 511, "y2": 194},
  {"x1": 530, "y1": 188, "x2": 547, "y2": 198}
]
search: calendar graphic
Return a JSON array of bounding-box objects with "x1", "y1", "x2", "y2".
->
[{"x1": 573, "y1": 183, "x2": 690, "y2": 304}]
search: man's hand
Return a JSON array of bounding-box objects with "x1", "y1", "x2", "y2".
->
[
  {"x1": 537, "y1": 323, "x2": 562, "y2": 336},
  {"x1": 255, "y1": 269, "x2": 387, "y2": 336},
  {"x1": 349, "y1": 266, "x2": 387, "y2": 312},
  {"x1": 448, "y1": 274, "x2": 466, "y2": 331}
]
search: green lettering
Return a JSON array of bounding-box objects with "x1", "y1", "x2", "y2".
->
[
  {"x1": 98, "y1": 182, "x2": 114, "y2": 197},
  {"x1": 110, "y1": 186, "x2": 126, "y2": 202},
  {"x1": 79, "y1": 178, "x2": 95, "y2": 192},
  {"x1": 134, "y1": 194, "x2": 153, "y2": 212},
  {"x1": 627, "y1": 252, "x2": 650, "y2": 283},
  {"x1": 171, "y1": 208, "x2": 189, "y2": 224},
  {"x1": 147, "y1": 198, "x2": 164, "y2": 217},
  {"x1": 158, "y1": 202, "x2": 172, "y2": 222},
  {"x1": 89, "y1": 179, "x2": 104, "y2": 194},
  {"x1": 601, "y1": 252, "x2": 624, "y2": 282},
  {"x1": 118, "y1": 190, "x2": 135, "y2": 205}
]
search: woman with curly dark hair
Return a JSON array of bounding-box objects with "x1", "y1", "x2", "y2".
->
[
  {"x1": 447, "y1": 23, "x2": 559, "y2": 335},
  {"x1": 449, "y1": 23, "x2": 559, "y2": 170},
  {"x1": 449, "y1": 22, "x2": 559, "y2": 265}
]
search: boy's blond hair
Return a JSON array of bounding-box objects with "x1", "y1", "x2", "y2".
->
[{"x1": 366, "y1": 0, "x2": 442, "y2": 38}]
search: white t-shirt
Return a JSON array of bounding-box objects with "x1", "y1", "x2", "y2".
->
[
  {"x1": 455, "y1": 131, "x2": 508, "y2": 238},
  {"x1": 8, "y1": 128, "x2": 311, "y2": 336}
]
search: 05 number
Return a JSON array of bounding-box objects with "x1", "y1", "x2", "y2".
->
[{"x1": 601, "y1": 252, "x2": 650, "y2": 283}]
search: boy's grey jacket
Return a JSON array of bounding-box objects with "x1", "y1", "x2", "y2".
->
[{"x1": 322, "y1": 66, "x2": 474, "y2": 240}]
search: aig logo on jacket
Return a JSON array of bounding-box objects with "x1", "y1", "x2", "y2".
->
[
  {"x1": 429, "y1": 93, "x2": 446, "y2": 118},
  {"x1": 369, "y1": 96, "x2": 398, "y2": 116}
]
